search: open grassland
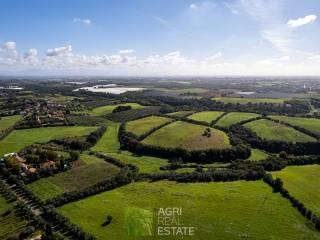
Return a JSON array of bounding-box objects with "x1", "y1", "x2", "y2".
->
[
  {"x1": 59, "y1": 180, "x2": 320, "y2": 240},
  {"x1": 142, "y1": 121, "x2": 231, "y2": 150},
  {"x1": 0, "y1": 196, "x2": 28, "y2": 239},
  {"x1": 88, "y1": 103, "x2": 145, "y2": 116},
  {"x1": 166, "y1": 111, "x2": 194, "y2": 117},
  {"x1": 126, "y1": 116, "x2": 171, "y2": 137},
  {"x1": 0, "y1": 115, "x2": 22, "y2": 133},
  {"x1": 216, "y1": 112, "x2": 260, "y2": 127},
  {"x1": 273, "y1": 165, "x2": 320, "y2": 216},
  {"x1": 244, "y1": 119, "x2": 316, "y2": 142},
  {"x1": 213, "y1": 97, "x2": 285, "y2": 104},
  {"x1": 91, "y1": 122, "x2": 168, "y2": 173},
  {"x1": 0, "y1": 126, "x2": 98, "y2": 156},
  {"x1": 27, "y1": 154, "x2": 119, "y2": 201},
  {"x1": 248, "y1": 149, "x2": 269, "y2": 161},
  {"x1": 269, "y1": 115, "x2": 320, "y2": 135},
  {"x1": 187, "y1": 111, "x2": 224, "y2": 123}
]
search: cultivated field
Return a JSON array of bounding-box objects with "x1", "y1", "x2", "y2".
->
[
  {"x1": 166, "y1": 111, "x2": 194, "y2": 117},
  {"x1": 88, "y1": 103, "x2": 144, "y2": 116},
  {"x1": 91, "y1": 122, "x2": 168, "y2": 173},
  {"x1": 213, "y1": 97, "x2": 285, "y2": 104},
  {"x1": 0, "y1": 115, "x2": 22, "y2": 133},
  {"x1": 215, "y1": 112, "x2": 260, "y2": 127},
  {"x1": 27, "y1": 154, "x2": 119, "y2": 201},
  {"x1": 59, "y1": 180, "x2": 320, "y2": 240},
  {"x1": 187, "y1": 111, "x2": 224, "y2": 123},
  {"x1": 0, "y1": 126, "x2": 98, "y2": 156},
  {"x1": 273, "y1": 165, "x2": 320, "y2": 216},
  {"x1": 244, "y1": 119, "x2": 316, "y2": 142},
  {"x1": 142, "y1": 121, "x2": 230, "y2": 150},
  {"x1": 269, "y1": 116, "x2": 320, "y2": 134},
  {"x1": 0, "y1": 196, "x2": 28, "y2": 239},
  {"x1": 248, "y1": 149, "x2": 269, "y2": 161},
  {"x1": 126, "y1": 116, "x2": 172, "y2": 137}
]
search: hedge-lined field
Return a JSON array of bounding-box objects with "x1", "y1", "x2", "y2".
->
[
  {"x1": 244, "y1": 119, "x2": 316, "y2": 143},
  {"x1": 59, "y1": 180, "x2": 320, "y2": 240},
  {"x1": 166, "y1": 111, "x2": 194, "y2": 117},
  {"x1": 142, "y1": 121, "x2": 231, "y2": 150},
  {"x1": 248, "y1": 149, "x2": 269, "y2": 161},
  {"x1": 126, "y1": 116, "x2": 171, "y2": 137},
  {"x1": 0, "y1": 115, "x2": 22, "y2": 132},
  {"x1": 187, "y1": 111, "x2": 224, "y2": 123},
  {"x1": 213, "y1": 97, "x2": 285, "y2": 104},
  {"x1": 0, "y1": 126, "x2": 98, "y2": 156},
  {"x1": 269, "y1": 116, "x2": 320, "y2": 134},
  {"x1": 27, "y1": 154, "x2": 119, "y2": 201},
  {"x1": 91, "y1": 122, "x2": 168, "y2": 173},
  {"x1": 216, "y1": 112, "x2": 260, "y2": 127},
  {"x1": 273, "y1": 165, "x2": 320, "y2": 216},
  {"x1": 88, "y1": 103, "x2": 145, "y2": 116}
]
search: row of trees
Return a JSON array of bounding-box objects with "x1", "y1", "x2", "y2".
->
[
  {"x1": 119, "y1": 123, "x2": 251, "y2": 163},
  {"x1": 264, "y1": 174, "x2": 320, "y2": 231}
]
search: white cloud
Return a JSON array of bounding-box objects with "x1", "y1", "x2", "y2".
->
[
  {"x1": 3, "y1": 41, "x2": 16, "y2": 50},
  {"x1": 73, "y1": 18, "x2": 92, "y2": 25},
  {"x1": 46, "y1": 45, "x2": 72, "y2": 57},
  {"x1": 256, "y1": 55, "x2": 290, "y2": 65},
  {"x1": 23, "y1": 48, "x2": 38, "y2": 65},
  {"x1": 119, "y1": 49, "x2": 135, "y2": 54},
  {"x1": 206, "y1": 52, "x2": 222, "y2": 61},
  {"x1": 287, "y1": 15, "x2": 317, "y2": 28},
  {"x1": 223, "y1": 2, "x2": 239, "y2": 14},
  {"x1": 189, "y1": 3, "x2": 197, "y2": 9}
]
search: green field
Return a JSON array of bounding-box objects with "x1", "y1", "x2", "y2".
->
[
  {"x1": 142, "y1": 121, "x2": 231, "y2": 150},
  {"x1": 273, "y1": 165, "x2": 320, "y2": 216},
  {"x1": 213, "y1": 97, "x2": 285, "y2": 104},
  {"x1": 91, "y1": 122, "x2": 168, "y2": 173},
  {"x1": 187, "y1": 111, "x2": 224, "y2": 123},
  {"x1": 59, "y1": 180, "x2": 320, "y2": 240},
  {"x1": 27, "y1": 154, "x2": 119, "y2": 201},
  {"x1": 244, "y1": 119, "x2": 316, "y2": 142},
  {"x1": 88, "y1": 103, "x2": 145, "y2": 116},
  {"x1": 0, "y1": 126, "x2": 98, "y2": 156},
  {"x1": 0, "y1": 115, "x2": 22, "y2": 133},
  {"x1": 166, "y1": 111, "x2": 195, "y2": 118},
  {"x1": 0, "y1": 196, "x2": 28, "y2": 239},
  {"x1": 216, "y1": 112, "x2": 260, "y2": 127},
  {"x1": 269, "y1": 115, "x2": 320, "y2": 135},
  {"x1": 126, "y1": 116, "x2": 172, "y2": 137},
  {"x1": 248, "y1": 149, "x2": 269, "y2": 161}
]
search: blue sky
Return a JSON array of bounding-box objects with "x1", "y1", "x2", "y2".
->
[{"x1": 0, "y1": 0, "x2": 320, "y2": 75}]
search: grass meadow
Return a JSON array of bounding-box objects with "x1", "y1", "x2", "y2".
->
[
  {"x1": 248, "y1": 149, "x2": 269, "y2": 161},
  {"x1": 142, "y1": 121, "x2": 231, "y2": 150},
  {"x1": 215, "y1": 112, "x2": 260, "y2": 127},
  {"x1": 0, "y1": 115, "x2": 22, "y2": 133},
  {"x1": 125, "y1": 116, "x2": 172, "y2": 137},
  {"x1": 166, "y1": 111, "x2": 195, "y2": 117},
  {"x1": 187, "y1": 111, "x2": 224, "y2": 123},
  {"x1": 273, "y1": 165, "x2": 320, "y2": 216},
  {"x1": 0, "y1": 126, "x2": 98, "y2": 156},
  {"x1": 244, "y1": 119, "x2": 316, "y2": 142},
  {"x1": 59, "y1": 180, "x2": 320, "y2": 240},
  {"x1": 27, "y1": 154, "x2": 119, "y2": 201},
  {"x1": 88, "y1": 103, "x2": 144, "y2": 116}
]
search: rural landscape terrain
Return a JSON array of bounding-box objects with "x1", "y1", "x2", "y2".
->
[{"x1": 0, "y1": 77, "x2": 320, "y2": 239}]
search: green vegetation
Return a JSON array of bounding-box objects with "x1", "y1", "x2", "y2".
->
[
  {"x1": 213, "y1": 97, "x2": 285, "y2": 104},
  {"x1": 273, "y1": 165, "x2": 320, "y2": 216},
  {"x1": 88, "y1": 103, "x2": 144, "y2": 116},
  {"x1": 59, "y1": 180, "x2": 320, "y2": 240},
  {"x1": 0, "y1": 115, "x2": 22, "y2": 132},
  {"x1": 142, "y1": 121, "x2": 231, "y2": 150},
  {"x1": 91, "y1": 122, "x2": 168, "y2": 173},
  {"x1": 166, "y1": 111, "x2": 194, "y2": 117},
  {"x1": 0, "y1": 126, "x2": 98, "y2": 156},
  {"x1": 187, "y1": 111, "x2": 224, "y2": 123},
  {"x1": 216, "y1": 112, "x2": 260, "y2": 127},
  {"x1": 0, "y1": 196, "x2": 28, "y2": 239},
  {"x1": 126, "y1": 116, "x2": 171, "y2": 137},
  {"x1": 248, "y1": 149, "x2": 269, "y2": 161},
  {"x1": 269, "y1": 115, "x2": 320, "y2": 134},
  {"x1": 27, "y1": 154, "x2": 119, "y2": 201},
  {"x1": 153, "y1": 87, "x2": 208, "y2": 94},
  {"x1": 244, "y1": 119, "x2": 316, "y2": 142}
]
